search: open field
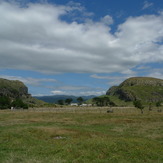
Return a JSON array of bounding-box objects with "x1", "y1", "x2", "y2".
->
[{"x1": 0, "y1": 107, "x2": 163, "y2": 163}]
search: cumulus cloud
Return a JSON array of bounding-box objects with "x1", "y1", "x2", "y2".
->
[{"x1": 0, "y1": 1, "x2": 163, "y2": 74}]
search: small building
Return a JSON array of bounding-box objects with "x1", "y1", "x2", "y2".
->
[{"x1": 70, "y1": 103, "x2": 78, "y2": 106}]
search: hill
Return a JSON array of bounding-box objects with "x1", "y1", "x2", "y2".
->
[
  {"x1": 106, "y1": 77, "x2": 163, "y2": 103},
  {"x1": 0, "y1": 78, "x2": 45, "y2": 107},
  {"x1": 34, "y1": 95, "x2": 96, "y2": 103},
  {"x1": 0, "y1": 78, "x2": 29, "y2": 98}
]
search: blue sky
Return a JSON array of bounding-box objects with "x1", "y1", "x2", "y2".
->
[{"x1": 0, "y1": 0, "x2": 163, "y2": 96}]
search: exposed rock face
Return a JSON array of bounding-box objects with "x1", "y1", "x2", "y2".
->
[
  {"x1": 0, "y1": 78, "x2": 30, "y2": 99},
  {"x1": 0, "y1": 78, "x2": 45, "y2": 106},
  {"x1": 106, "y1": 77, "x2": 163, "y2": 102}
]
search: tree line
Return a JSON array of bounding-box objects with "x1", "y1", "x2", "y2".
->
[
  {"x1": 57, "y1": 97, "x2": 84, "y2": 105},
  {"x1": 93, "y1": 96, "x2": 116, "y2": 107},
  {"x1": 0, "y1": 96, "x2": 28, "y2": 109}
]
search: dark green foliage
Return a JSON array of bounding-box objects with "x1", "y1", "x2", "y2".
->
[
  {"x1": 0, "y1": 96, "x2": 28, "y2": 110},
  {"x1": 156, "y1": 101, "x2": 162, "y2": 112},
  {"x1": 156, "y1": 101, "x2": 162, "y2": 107},
  {"x1": 77, "y1": 97, "x2": 84, "y2": 105},
  {"x1": 65, "y1": 98, "x2": 73, "y2": 105},
  {"x1": 109, "y1": 101, "x2": 116, "y2": 106},
  {"x1": 93, "y1": 96, "x2": 116, "y2": 107},
  {"x1": 0, "y1": 96, "x2": 11, "y2": 109},
  {"x1": 11, "y1": 99, "x2": 28, "y2": 109},
  {"x1": 57, "y1": 99, "x2": 64, "y2": 105},
  {"x1": 93, "y1": 97, "x2": 102, "y2": 106},
  {"x1": 133, "y1": 100, "x2": 144, "y2": 114}
]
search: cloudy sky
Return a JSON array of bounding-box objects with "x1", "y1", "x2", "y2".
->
[{"x1": 0, "y1": 0, "x2": 163, "y2": 96}]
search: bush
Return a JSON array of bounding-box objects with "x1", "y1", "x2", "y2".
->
[
  {"x1": 0, "y1": 96, "x2": 11, "y2": 109},
  {"x1": 133, "y1": 100, "x2": 144, "y2": 114},
  {"x1": 11, "y1": 99, "x2": 28, "y2": 109}
]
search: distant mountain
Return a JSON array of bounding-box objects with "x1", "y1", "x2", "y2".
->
[
  {"x1": 34, "y1": 95, "x2": 96, "y2": 103},
  {"x1": 106, "y1": 77, "x2": 163, "y2": 103}
]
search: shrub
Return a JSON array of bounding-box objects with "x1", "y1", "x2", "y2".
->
[
  {"x1": 133, "y1": 100, "x2": 144, "y2": 114},
  {"x1": 0, "y1": 96, "x2": 11, "y2": 109},
  {"x1": 11, "y1": 99, "x2": 28, "y2": 109}
]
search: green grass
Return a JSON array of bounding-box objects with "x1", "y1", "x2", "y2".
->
[{"x1": 0, "y1": 108, "x2": 163, "y2": 163}]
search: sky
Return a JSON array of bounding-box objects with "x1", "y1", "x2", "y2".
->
[{"x1": 0, "y1": 0, "x2": 163, "y2": 96}]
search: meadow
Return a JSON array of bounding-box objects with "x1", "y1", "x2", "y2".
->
[{"x1": 0, "y1": 107, "x2": 163, "y2": 163}]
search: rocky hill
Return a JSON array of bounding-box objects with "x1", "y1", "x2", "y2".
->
[
  {"x1": 106, "y1": 77, "x2": 163, "y2": 103},
  {"x1": 0, "y1": 78, "x2": 29, "y2": 98},
  {"x1": 0, "y1": 78, "x2": 44, "y2": 106}
]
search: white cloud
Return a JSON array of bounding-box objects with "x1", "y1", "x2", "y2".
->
[
  {"x1": 91, "y1": 74, "x2": 136, "y2": 86},
  {"x1": 101, "y1": 15, "x2": 113, "y2": 25},
  {"x1": 146, "y1": 69, "x2": 163, "y2": 79},
  {"x1": 52, "y1": 85, "x2": 90, "y2": 91},
  {"x1": 50, "y1": 84, "x2": 106, "y2": 96},
  {"x1": 51, "y1": 89, "x2": 105, "y2": 96},
  {"x1": 51, "y1": 90, "x2": 66, "y2": 95},
  {"x1": 91, "y1": 74, "x2": 109, "y2": 80},
  {"x1": 0, "y1": 1, "x2": 163, "y2": 74},
  {"x1": 76, "y1": 91, "x2": 106, "y2": 96},
  {"x1": 0, "y1": 75, "x2": 57, "y2": 86},
  {"x1": 142, "y1": 1, "x2": 153, "y2": 10}
]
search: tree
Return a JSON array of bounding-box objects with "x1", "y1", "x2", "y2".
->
[
  {"x1": 102, "y1": 96, "x2": 110, "y2": 106},
  {"x1": 133, "y1": 100, "x2": 144, "y2": 114},
  {"x1": 93, "y1": 97, "x2": 102, "y2": 106},
  {"x1": 57, "y1": 99, "x2": 64, "y2": 105},
  {"x1": 65, "y1": 98, "x2": 73, "y2": 105},
  {"x1": 77, "y1": 97, "x2": 84, "y2": 105},
  {"x1": 109, "y1": 101, "x2": 116, "y2": 107},
  {"x1": 93, "y1": 96, "x2": 116, "y2": 107},
  {"x1": 11, "y1": 98, "x2": 28, "y2": 109},
  {"x1": 156, "y1": 101, "x2": 162, "y2": 112},
  {"x1": 0, "y1": 96, "x2": 11, "y2": 109},
  {"x1": 93, "y1": 97, "x2": 100, "y2": 106}
]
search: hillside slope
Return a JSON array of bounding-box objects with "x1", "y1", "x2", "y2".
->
[{"x1": 106, "y1": 77, "x2": 163, "y2": 103}]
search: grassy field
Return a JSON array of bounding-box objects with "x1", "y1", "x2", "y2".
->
[{"x1": 0, "y1": 107, "x2": 163, "y2": 163}]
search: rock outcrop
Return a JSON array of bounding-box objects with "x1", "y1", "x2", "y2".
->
[
  {"x1": 106, "y1": 77, "x2": 163, "y2": 103},
  {"x1": 0, "y1": 78, "x2": 45, "y2": 106},
  {"x1": 0, "y1": 78, "x2": 30, "y2": 99}
]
